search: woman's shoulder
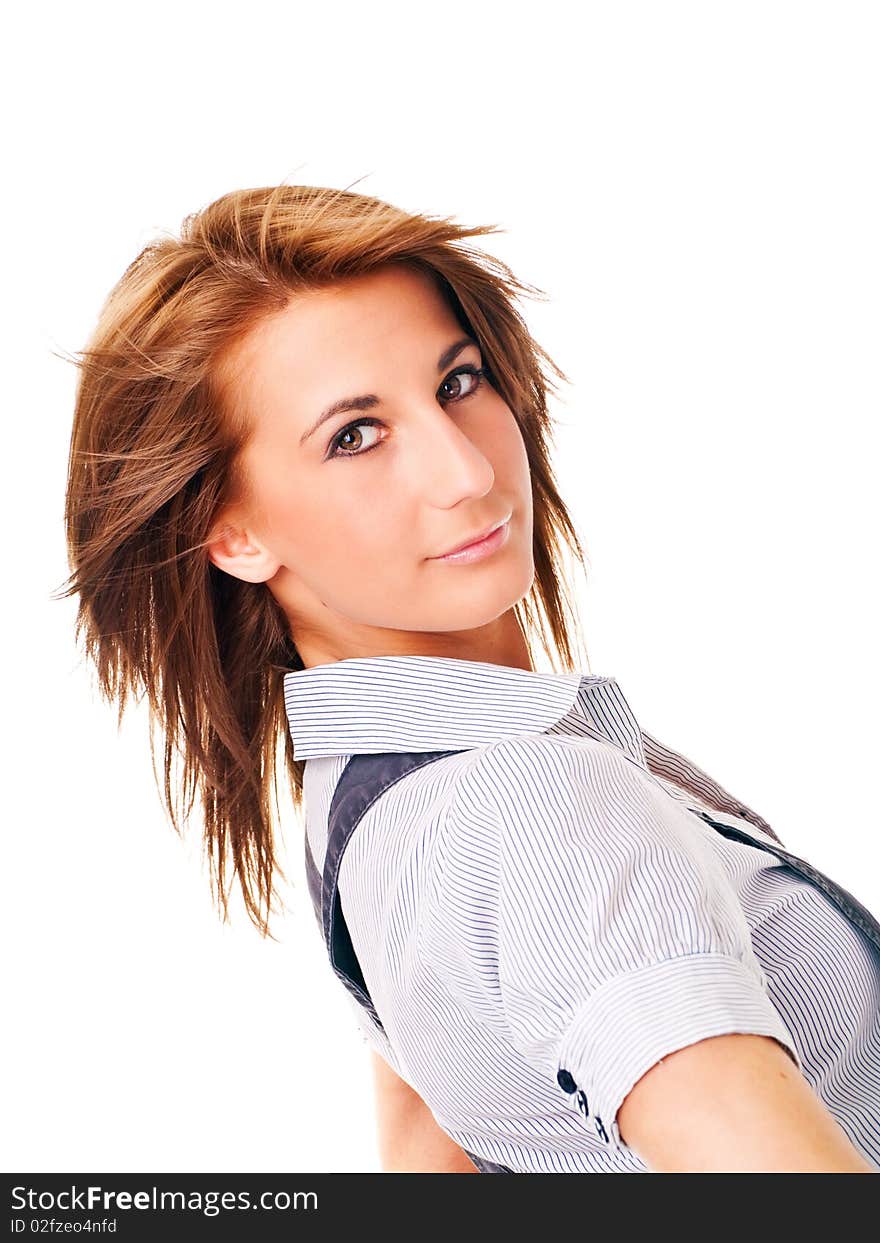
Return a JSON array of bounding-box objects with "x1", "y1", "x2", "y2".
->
[
  {"x1": 449, "y1": 730, "x2": 715, "y2": 861},
  {"x1": 454, "y1": 730, "x2": 663, "y2": 813}
]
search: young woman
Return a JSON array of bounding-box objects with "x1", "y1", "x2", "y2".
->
[{"x1": 61, "y1": 183, "x2": 879, "y2": 1174}]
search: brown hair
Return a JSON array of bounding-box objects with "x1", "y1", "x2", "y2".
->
[{"x1": 55, "y1": 183, "x2": 591, "y2": 938}]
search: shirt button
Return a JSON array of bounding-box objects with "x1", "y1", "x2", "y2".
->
[{"x1": 556, "y1": 1068, "x2": 577, "y2": 1094}]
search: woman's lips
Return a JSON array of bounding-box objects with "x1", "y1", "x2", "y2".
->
[{"x1": 428, "y1": 516, "x2": 512, "y2": 565}]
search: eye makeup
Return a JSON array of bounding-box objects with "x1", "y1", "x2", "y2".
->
[{"x1": 324, "y1": 364, "x2": 489, "y2": 461}]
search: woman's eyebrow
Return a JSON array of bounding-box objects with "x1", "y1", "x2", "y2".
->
[{"x1": 298, "y1": 335, "x2": 479, "y2": 446}]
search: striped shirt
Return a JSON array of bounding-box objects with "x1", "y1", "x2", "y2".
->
[{"x1": 283, "y1": 654, "x2": 880, "y2": 1172}]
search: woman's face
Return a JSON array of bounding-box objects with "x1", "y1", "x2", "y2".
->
[{"x1": 208, "y1": 262, "x2": 535, "y2": 666}]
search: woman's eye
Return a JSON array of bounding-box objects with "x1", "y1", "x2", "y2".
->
[
  {"x1": 438, "y1": 364, "x2": 486, "y2": 403},
  {"x1": 328, "y1": 418, "x2": 383, "y2": 459},
  {"x1": 326, "y1": 364, "x2": 488, "y2": 460}
]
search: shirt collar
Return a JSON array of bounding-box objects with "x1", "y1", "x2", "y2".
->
[{"x1": 282, "y1": 653, "x2": 647, "y2": 769}]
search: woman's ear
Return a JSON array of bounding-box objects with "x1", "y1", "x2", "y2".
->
[{"x1": 206, "y1": 511, "x2": 280, "y2": 584}]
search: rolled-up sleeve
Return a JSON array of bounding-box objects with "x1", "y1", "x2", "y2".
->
[{"x1": 454, "y1": 735, "x2": 802, "y2": 1154}]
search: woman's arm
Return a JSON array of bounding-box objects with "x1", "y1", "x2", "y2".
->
[
  {"x1": 369, "y1": 1051, "x2": 479, "y2": 1172},
  {"x1": 617, "y1": 1032, "x2": 876, "y2": 1172},
  {"x1": 369, "y1": 1035, "x2": 876, "y2": 1173}
]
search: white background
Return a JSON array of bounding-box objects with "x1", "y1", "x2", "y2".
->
[{"x1": 3, "y1": 1, "x2": 878, "y2": 1173}]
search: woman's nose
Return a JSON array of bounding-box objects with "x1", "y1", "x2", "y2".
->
[{"x1": 412, "y1": 403, "x2": 496, "y2": 500}]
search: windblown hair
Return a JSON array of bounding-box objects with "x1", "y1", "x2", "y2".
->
[{"x1": 56, "y1": 183, "x2": 591, "y2": 938}]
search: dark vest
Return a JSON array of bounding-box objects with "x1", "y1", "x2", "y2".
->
[{"x1": 304, "y1": 749, "x2": 880, "y2": 1173}]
